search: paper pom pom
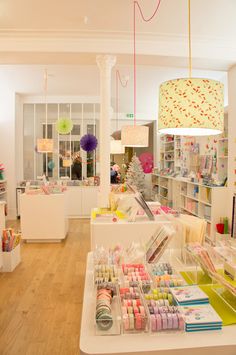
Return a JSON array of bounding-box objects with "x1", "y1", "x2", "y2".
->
[
  {"x1": 56, "y1": 117, "x2": 73, "y2": 135},
  {"x1": 139, "y1": 152, "x2": 153, "y2": 173},
  {"x1": 80, "y1": 134, "x2": 98, "y2": 152}
]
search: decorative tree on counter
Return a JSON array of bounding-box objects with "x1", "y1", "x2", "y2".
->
[{"x1": 126, "y1": 155, "x2": 145, "y2": 194}]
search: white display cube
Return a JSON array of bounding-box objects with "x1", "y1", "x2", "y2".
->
[{"x1": 2, "y1": 244, "x2": 21, "y2": 272}]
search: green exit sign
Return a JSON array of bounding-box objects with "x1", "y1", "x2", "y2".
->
[{"x1": 126, "y1": 113, "x2": 134, "y2": 118}]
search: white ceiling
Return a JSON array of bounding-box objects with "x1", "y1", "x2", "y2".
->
[{"x1": 0, "y1": 0, "x2": 235, "y2": 70}]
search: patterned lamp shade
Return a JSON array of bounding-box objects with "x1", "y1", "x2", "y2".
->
[
  {"x1": 121, "y1": 125, "x2": 149, "y2": 147},
  {"x1": 37, "y1": 139, "x2": 53, "y2": 153},
  {"x1": 110, "y1": 140, "x2": 125, "y2": 154},
  {"x1": 158, "y1": 78, "x2": 224, "y2": 136}
]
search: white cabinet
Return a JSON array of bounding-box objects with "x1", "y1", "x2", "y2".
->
[
  {"x1": 20, "y1": 193, "x2": 68, "y2": 242},
  {"x1": 66, "y1": 186, "x2": 98, "y2": 218}
]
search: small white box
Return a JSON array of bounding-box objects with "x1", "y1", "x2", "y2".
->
[{"x1": 2, "y1": 243, "x2": 21, "y2": 272}]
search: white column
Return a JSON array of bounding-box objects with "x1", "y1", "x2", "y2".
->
[
  {"x1": 227, "y1": 65, "x2": 236, "y2": 225},
  {"x1": 96, "y1": 54, "x2": 116, "y2": 207}
]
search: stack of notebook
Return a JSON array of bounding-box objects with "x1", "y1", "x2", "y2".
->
[
  {"x1": 179, "y1": 304, "x2": 223, "y2": 332},
  {"x1": 170, "y1": 285, "x2": 209, "y2": 305}
]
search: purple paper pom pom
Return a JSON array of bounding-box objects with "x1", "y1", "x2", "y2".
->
[{"x1": 80, "y1": 134, "x2": 98, "y2": 152}]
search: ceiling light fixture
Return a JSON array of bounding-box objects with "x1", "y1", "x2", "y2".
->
[
  {"x1": 158, "y1": 0, "x2": 224, "y2": 136},
  {"x1": 121, "y1": 0, "x2": 161, "y2": 147},
  {"x1": 37, "y1": 69, "x2": 54, "y2": 153}
]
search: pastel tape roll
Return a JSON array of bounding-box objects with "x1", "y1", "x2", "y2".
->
[
  {"x1": 167, "y1": 313, "x2": 173, "y2": 329},
  {"x1": 161, "y1": 313, "x2": 168, "y2": 330},
  {"x1": 96, "y1": 313, "x2": 113, "y2": 331},
  {"x1": 135, "y1": 314, "x2": 142, "y2": 330},
  {"x1": 129, "y1": 314, "x2": 134, "y2": 330},
  {"x1": 156, "y1": 314, "x2": 162, "y2": 331},
  {"x1": 123, "y1": 314, "x2": 129, "y2": 330},
  {"x1": 172, "y1": 313, "x2": 178, "y2": 329},
  {"x1": 150, "y1": 314, "x2": 156, "y2": 332}
]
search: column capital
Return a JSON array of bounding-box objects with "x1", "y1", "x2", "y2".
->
[{"x1": 96, "y1": 54, "x2": 116, "y2": 72}]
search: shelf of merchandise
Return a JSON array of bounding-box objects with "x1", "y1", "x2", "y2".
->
[
  {"x1": 0, "y1": 180, "x2": 7, "y2": 201},
  {"x1": 217, "y1": 114, "x2": 228, "y2": 181},
  {"x1": 151, "y1": 174, "x2": 228, "y2": 241}
]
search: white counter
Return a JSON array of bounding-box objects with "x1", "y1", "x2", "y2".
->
[
  {"x1": 20, "y1": 193, "x2": 68, "y2": 242},
  {"x1": 80, "y1": 252, "x2": 236, "y2": 355},
  {"x1": 66, "y1": 186, "x2": 98, "y2": 218}
]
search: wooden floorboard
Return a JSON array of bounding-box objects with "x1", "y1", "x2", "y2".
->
[{"x1": 0, "y1": 218, "x2": 90, "y2": 355}]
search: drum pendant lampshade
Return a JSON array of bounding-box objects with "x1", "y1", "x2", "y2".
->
[
  {"x1": 110, "y1": 139, "x2": 125, "y2": 154},
  {"x1": 37, "y1": 138, "x2": 53, "y2": 153},
  {"x1": 158, "y1": 78, "x2": 224, "y2": 136},
  {"x1": 121, "y1": 125, "x2": 149, "y2": 147}
]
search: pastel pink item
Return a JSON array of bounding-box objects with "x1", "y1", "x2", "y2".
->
[
  {"x1": 123, "y1": 314, "x2": 129, "y2": 330},
  {"x1": 151, "y1": 314, "x2": 157, "y2": 332},
  {"x1": 161, "y1": 313, "x2": 167, "y2": 330},
  {"x1": 139, "y1": 152, "x2": 154, "y2": 173},
  {"x1": 156, "y1": 314, "x2": 162, "y2": 331},
  {"x1": 135, "y1": 314, "x2": 142, "y2": 330}
]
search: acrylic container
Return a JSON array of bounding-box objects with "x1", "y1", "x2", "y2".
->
[
  {"x1": 119, "y1": 285, "x2": 150, "y2": 333},
  {"x1": 95, "y1": 284, "x2": 122, "y2": 336}
]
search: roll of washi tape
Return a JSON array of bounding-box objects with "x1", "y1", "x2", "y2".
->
[
  {"x1": 156, "y1": 313, "x2": 162, "y2": 331},
  {"x1": 161, "y1": 313, "x2": 168, "y2": 330},
  {"x1": 129, "y1": 313, "x2": 134, "y2": 330},
  {"x1": 123, "y1": 314, "x2": 129, "y2": 330},
  {"x1": 167, "y1": 313, "x2": 173, "y2": 329},
  {"x1": 135, "y1": 313, "x2": 142, "y2": 330},
  {"x1": 177, "y1": 313, "x2": 185, "y2": 330},
  {"x1": 172, "y1": 313, "x2": 178, "y2": 329},
  {"x1": 150, "y1": 314, "x2": 157, "y2": 332}
]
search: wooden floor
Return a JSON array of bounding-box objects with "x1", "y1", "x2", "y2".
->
[{"x1": 0, "y1": 219, "x2": 90, "y2": 355}]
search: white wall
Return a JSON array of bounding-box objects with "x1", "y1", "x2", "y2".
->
[
  {"x1": 0, "y1": 64, "x2": 227, "y2": 219},
  {"x1": 228, "y1": 65, "x2": 236, "y2": 226}
]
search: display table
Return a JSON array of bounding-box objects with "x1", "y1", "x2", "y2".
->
[
  {"x1": 90, "y1": 212, "x2": 205, "y2": 254},
  {"x1": 20, "y1": 193, "x2": 68, "y2": 242},
  {"x1": 66, "y1": 186, "x2": 98, "y2": 218},
  {"x1": 90, "y1": 213, "x2": 177, "y2": 250},
  {"x1": 80, "y1": 253, "x2": 236, "y2": 355}
]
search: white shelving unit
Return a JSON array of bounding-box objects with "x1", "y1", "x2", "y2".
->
[
  {"x1": 151, "y1": 174, "x2": 173, "y2": 207},
  {"x1": 0, "y1": 180, "x2": 7, "y2": 201},
  {"x1": 151, "y1": 174, "x2": 228, "y2": 240},
  {"x1": 159, "y1": 135, "x2": 181, "y2": 173},
  {"x1": 217, "y1": 137, "x2": 228, "y2": 181}
]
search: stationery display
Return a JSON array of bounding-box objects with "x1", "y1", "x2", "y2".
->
[
  {"x1": 2, "y1": 228, "x2": 21, "y2": 252},
  {"x1": 144, "y1": 288, "x2": 174, "y2": 305},
  {"x1": 180, "y1": 304, "x2": 222, "y2": 332},
  {"x1": 94, "y1": 264, "x2": 119, "y2": 285},
  {"x1": 146, "y1": 225, "x2": 174, "y2": 263},
  {"x1": 95, "y1": 287, "x2": 114, "y2": 331},
  {"x1": 120, "y1": 286, "x2": 148, "y2": 332},
  {"x1": 147, "y1": 303, "x2": 185, "y2": 332},
  {"x1": 93, "y1": 245, "x2": 123, "y2": 266},
  {"x1": 121, "y1": 263, "x2": 152, "y2": 293},
  {"x1": 151, "y1": 262, "x2": 173, "y2": 276},
  {"x1": 170, "y1": 285, "x2": 209, "y2": 305},
  {"x1": 186, "y1": 243, "x2": 236, "y2": 297},
  {"x1": 154, "y1": 274, "x2": 185, "y2": 288}
]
